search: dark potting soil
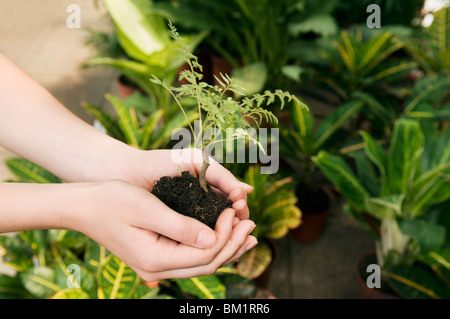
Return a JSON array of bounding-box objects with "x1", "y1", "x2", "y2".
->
[{"x1": 151, "y1": 171, "x2": 232, "y2": 229}]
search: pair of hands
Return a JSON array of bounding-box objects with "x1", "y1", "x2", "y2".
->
[{"x1": 77, "y1": 148, "x2": 256, "y2": 282}]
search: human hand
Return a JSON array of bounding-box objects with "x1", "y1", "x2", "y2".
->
[
  {"x1": 108, "y1": 148, "x2": 254, "y2": 221},
  {"x1": 71, "y1": 180, "x2": 257, "y2": 281}
]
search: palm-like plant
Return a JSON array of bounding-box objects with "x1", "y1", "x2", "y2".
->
[
  {"x1": 314, "y1": 27, "x2": 417, "y2": 103},
  {"x1": 405, "y1": 6, "x2": 450, "y2": 74}
]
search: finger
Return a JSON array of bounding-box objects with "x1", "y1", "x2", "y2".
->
[
  {"x1": 141, "y1": 208, "x2": 236, "y2": 272},
  {"x1": 232, "y1": 198, "x2": 250, "y2": 220},
  {"x1": 140, "y1": 219, "x2": 255, "y2": 281},
  {"x1": 228, "y1": 188, "x2": 247, "y2": 202},
  {"x1": 194, "y1": 158, "x2": 254, "y2": 195},
  {"x1": 135, "y1": 194, "x2": 216, "y2": 249},
  {"x1": 221, "y1": 235, "x2": 258, "y2": 267}
]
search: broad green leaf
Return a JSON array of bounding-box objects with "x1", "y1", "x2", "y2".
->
[
  {"x1": 288, "y1": 14, "x2": 337, "y2": 38},
  {"x1": 261, "y1": 191, "x2": 301, "y2": 239},
  {"x1": 232, "y1": 62, "x2": 267, "y2": 96},
  {"x1": 360, "y1": 131, "x2": 387, "y2": 193},
  {"x1": 0, "y1": 234, "x2": 33, "y2": 272},
  {"x1": 98, "y1": 254, "x2": 140, "y2": 299},
  {"x1": 407, "y1": 162, "x2": 450, "y2": 217},
  {"x1": 290, "y1": 97, "x2": 314, "y2": 154},
  {"x1": 103, "y1": 0, "x2": 169, "y2": 61},
  {"x1": 386, "y1": 118, "x2": 424, "y2": 194},
  {"x1": 386, "y1": 264, "x2": 450, "y2": 299},
  {"x1": 365, "y1": 195, "x2": 404, "y2": 220},
  {"x1": 236, "y1": 241, "x2": 272, "y2": 280},
  {"x1": 399, "y1": 219, "x2": 446, "y2": 253},
  {"x1": 348, "y1": 149, "x2": 378, "y2": 197},
  {"x1": 5, "y1": 158, "x2": 62, "y2": 183},
  {"x1": 83, "y1": 239, "x2": 107, "y2": 274},
  {"x1": 404, "y1": 75, "x2": 450, "y2": 114},
  {"x1": 428, "y1": 6, "x2": 450, "y2": 60},
  {"x1": 131, "y1": 285, "x2": 161, "y2": 299},
  {"x1": 51, "y1": 288, "x2": 90, "y2": 299},
  {"x1": 20, "y1": 266, "x2": 60, "y2": 299},
  {"x1": 19, "y1": 230, "x2": 48, "y2": 267},
  {"x1": 50, "y1": 243, "x2": 96, "y2": 297},
  {"x1": 281, "y1": 64, "x2": 304, "y2": 83},
  {"x1": 352, "y1": 91, "x2": 394, "y2": 135},
  {"x1": 314, "y1": 100, "x2": 364, "y2": 150},
  {"x1": 175, "y1": 275, "x2": 226, "y2": 299},
  {"x1": 48, "y1": 230, "x2": 88, "y2": 251},
  {"x1": 0, "y1": 274, "x2": 32, "y2": 299},
  {"x1": 313, "y1": 150, "x2": 370, "y2": 210}
]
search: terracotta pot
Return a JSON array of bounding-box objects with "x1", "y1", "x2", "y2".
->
[
  {"x1": 356, "y1": 250, "x2": 399, "y2": 299},
  {"x1": 117, "y1": 74, "x2": 141, "y2": 99},
  {"x1": 290, "y1": 184, "x2": 333, "y2": 243}
]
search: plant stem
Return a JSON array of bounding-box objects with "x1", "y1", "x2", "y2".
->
[{"x1": 199, "y1": 150, "x2": 210, "y2": 193}]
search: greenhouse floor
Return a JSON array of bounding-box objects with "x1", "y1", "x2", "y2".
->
[{"x1": 0, "y1": 0, "x2": 376, "y2": 299}]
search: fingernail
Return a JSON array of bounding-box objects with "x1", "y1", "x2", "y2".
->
[
  {"x1": 245, "y1": 239, "x2": 258, "y2": 252},
  {"x1": 196, "y1": 229, "x2": 216, "y2": 248},
  {"x1": 240, "y1": 182, "x2": 254, "y2": 192}
]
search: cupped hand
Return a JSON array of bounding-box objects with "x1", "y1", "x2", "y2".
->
[
  {"x1": 115, "y1": 148, "x2": 253, "y2": 221},
  {"x1": 73, "y1": 180, "x2": 257, "y2": 281}
]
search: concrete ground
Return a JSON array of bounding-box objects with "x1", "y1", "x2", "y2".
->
[{"x1": 0, "y1": 0, "x2": 376, "y2": 299}]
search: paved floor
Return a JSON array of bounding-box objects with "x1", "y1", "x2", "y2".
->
[{"x1": 0, "y1": 0, "x2": 376, "y2": 299}]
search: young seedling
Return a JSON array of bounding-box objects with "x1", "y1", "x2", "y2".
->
[{"x1": 151, "y1": 22, "x2": 303, "y2": 192}]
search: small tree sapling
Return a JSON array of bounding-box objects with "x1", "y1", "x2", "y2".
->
[{"x1": 151, "y1": 22, "x2": 306, "y2": 192}]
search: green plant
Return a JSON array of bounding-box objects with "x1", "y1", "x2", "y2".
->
[
  {"x1": 234, "y1": 165, "x2": 301, "y2": 280},
  {"x1": 312, "y1": 27, "x2": 417, "y2": 103},
  {"x1": 333, "y1": 0, "x2": 425, "y2": 28},
  {"x1": 313, "y1": 118, "x2": 450, "y2": 298},
  {"x1": 352, "y1": 73, "x2": 450, "y2": 138},
  {"x1": 84, "y1": 0, "x2": 206, "y2": 122},
  {"x1": 153, "y1": 0, "x2": 336, "y2": 90},
  {"x1": 405, "y1": 6, "x2": 450, "y2": 74},
  {"x1": 151, "y1": 22, "x2": 303, "y2": 191},
  {"x1": 279, "y1": 97, "x2": 364, "y2": 188},
  {"x1": 82, "y1": 92, "x2": 197, "y2": 150}
]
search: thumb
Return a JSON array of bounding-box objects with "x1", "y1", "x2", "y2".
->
[{"x1": 140, "y1": 197, "x2": 217, "y2": 249}]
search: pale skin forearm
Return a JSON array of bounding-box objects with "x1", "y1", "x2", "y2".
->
[
  {"x1": 0, "y1": 53, "x2": 132, "y2": 183},
  {"x1": 0, "y1": 182, "x2": 89, "y2": 233}
]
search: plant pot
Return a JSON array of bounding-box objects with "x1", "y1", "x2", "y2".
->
[
  {"x1": 355, "y1": 250, "x2": 399, "y2": 299},
  {"x1": 117, "y1": 74, "x2": 141, "y2": 99},
  {"x1": 289, "y1": 184, "x2": 333, "y2": 243},
  {"x1": 253, "y1": 239, "x2": 278, "y2": 289}
]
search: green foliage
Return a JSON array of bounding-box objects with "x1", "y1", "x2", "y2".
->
[
  {"x1": 313, "y1": 27, "x2": 417, "y2": 102},
  {"x1": 152, "y1": 22, "x2": 303, "y2": 160},
  {"x1": 235, "y1": 165, "x2": 301, "y2": 280},
  {"x1": 280, "y1": 98, "x2": 364, "y2": 186},
  {"x1": 153, "y1": 0, "x2": 337, "y2": 89},
  {"x1": 405, "y1": 6, "x2": 450, "y2": 74},
  {"x1": 82, "y1": 93, "x2": 197, "y2": 150},
  {"x1": 84, "y1": 0, "x2": 206, "y2": 121},
  {"x1": 313, "y1": 118, "x2": 450, "y2": 298},
  {"x1": 0, "y1": 160, "x2": 256, "y2": 299}
]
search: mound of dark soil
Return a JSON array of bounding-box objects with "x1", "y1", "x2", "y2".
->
[{"x1": 151, "y1": 171, "x2": 232, "y2": 229}]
